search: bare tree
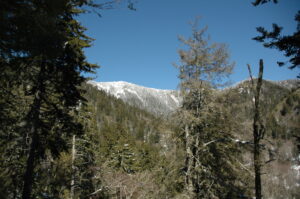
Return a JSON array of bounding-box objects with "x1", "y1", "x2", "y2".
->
[{"x1": 247, "y1": 59, "x2": 265, "y2": 199}]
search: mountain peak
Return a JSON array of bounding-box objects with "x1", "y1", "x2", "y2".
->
[
  {"x1": 87, "y1": 79, "x2": 298, "y2": 115},
  {"x1": 87, "y1": 80, "x2": 181, "y2": 115}
]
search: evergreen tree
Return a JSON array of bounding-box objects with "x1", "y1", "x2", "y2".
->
[
  {"x1": 69, "y1": 104, "x2": 101, "y2": 198},
  {"x1": 0, "y1": 63, "x2": 29, "y2": 197},
  {"x1": 22, "y1": 103, "x2": 104, "y2": 199},
  {"x1": 252, "y1": 1, "x2": 300, "y2": 78},
  {"x1": 174, "y1": 20, "x2": 247, "y2": 198},
  {"x1": 0, "y1": 0, "x2": 99, "y2": 198}
]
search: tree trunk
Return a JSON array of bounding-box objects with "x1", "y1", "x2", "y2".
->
[
  {"x1": 22, "y1": 123, "x2": 39, "y2": 199},
  {"x1": 185, "y1": 124, "x2": 195, "y2": 196},
  {"x1": 253, "y1": 131, "x2": 262, "y2": 199},
  {"x1": 70, "y1": 135, "x2": 76, "y2": 199},
  {"x1": 22, "y1": 60, "x2": 45, "y2": 199},
  {"x1": 253, "y1": 59, "x2": 264, "y2": 199}
]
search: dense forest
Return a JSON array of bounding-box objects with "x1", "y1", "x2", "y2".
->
[{"x1": 1, "y1": 0, "x2": 299, "y2": 199}]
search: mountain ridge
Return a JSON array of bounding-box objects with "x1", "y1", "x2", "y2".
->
[
  {"x1": 87, "y1": 79, "x2": 299, "y2": 115},
  {"x1": 87, "y1": 80, "x2": 181, "y2": 115}
]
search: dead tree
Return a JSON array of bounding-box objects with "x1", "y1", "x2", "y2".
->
[{"x1": 247, "y1": 59, "x2": 265, "y2": 199}]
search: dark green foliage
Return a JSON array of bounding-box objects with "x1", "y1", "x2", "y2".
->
[
  {"x1": 0, "y1": 0, "x2": 298, "y2": 198},
  {"x1": 69, "y1": 105, "x2": 99, "y2": 198},
  {"x1": 280, "y1": 106, "x2": 287, "y2": 116},
  {"x1": 0, "y1": 77, "x2": 28, "y2": 197},
  {"x1": 83, "y1": 83, "x2": 162, "y2": 145},
  {"x1": 252, "y1": 0, "x2": 278, "y2": 6},
  {"x1": 269, "y1": 89, "x2": 300, "y2": 139},
  {"x1": 0, "y1": 0, "x2": 181, "y2": 198},
  {"x1": 16, "y1": 104, "x2": 103, "y2": 199},
  {"x1": 0, "y1": 0, "x2": 99, "y2": 197},
  {"x1": 81, "y1": 83, "x2": 185, "y2": 198},
  {"x1": 83, "y1": 83, "x2": 163, "y2": 172},
  {"x1": 253, "y1": 2, "x2": 300, "y2": 78}
]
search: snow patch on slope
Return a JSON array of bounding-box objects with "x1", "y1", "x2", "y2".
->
[{"x1": 88, "y1": 81, "x2": 181, "y2": 115}]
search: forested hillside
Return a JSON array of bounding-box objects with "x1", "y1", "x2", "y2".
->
[
  {"x1": 1, "y1": 77, "x2": 299, "y2": 198},
  {"x1": 59, "y1": 83, "x2": 184, "y2": 198},
  {"x1": 87, "y1": 81, "x2": 181, "y2": 116},
  {"x1": 218, "y1": 79, "x2": 300, "y2": 198},
  {"x1": 1, "y1": 0, "x2": 299, "y2": 198},
  {"x1": 83, "y1": 78, "x2": 300, "y2": 198}
]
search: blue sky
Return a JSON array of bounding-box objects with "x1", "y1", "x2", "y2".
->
[{"x1": 79, "y1": 0, "x2": 299, "y2": 90}]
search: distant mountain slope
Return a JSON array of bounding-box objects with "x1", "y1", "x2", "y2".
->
[
  {"x1": 88, "y1": 79, "x2": 298, "y2": 116},
  {"x1": 88, "y1": 81, "x2": 181, "y2": 115},
  {"x1": 272, "y1": 79, "x2": 299, "y2": 90},
  {"x1": 85, "y1": 79, "x2": 299, "y2": 198},
  {"x1": 219, "y1": 79, "x2": 299, "y2": 139},
  {"x1": 218, "y1": 79, "x2": 300, "y2": 198}
]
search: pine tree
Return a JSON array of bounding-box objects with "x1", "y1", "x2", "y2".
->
[
  {"x1": 0, "y1": 0, "x2": 98, "y2": 198},
  {"x1": 252, "y1": 1, "x2": 299, "y2": 78},
  {"x1": 175, "y1": 20, "x2": 247, "y2": 198},
  {"x1": 0, "y1": 62, "x2": 28, "y2": 197}
]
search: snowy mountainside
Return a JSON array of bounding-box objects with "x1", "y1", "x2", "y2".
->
[
  {"x1": 88, "y1": 81, "x2": 181, "y2": 115},
  {"x1": 87, "y1": 79, "x2": 298, "y2": 116}
]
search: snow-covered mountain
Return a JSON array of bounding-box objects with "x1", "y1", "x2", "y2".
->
[
  {"x1": 87, "y1": 79, "x2": 299, "y2": 116},
  {"x1": 88, "y1": 81, "x2": 181, "y2": 115}
]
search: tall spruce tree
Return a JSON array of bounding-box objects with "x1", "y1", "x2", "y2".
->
[
  {"x1": 175, "y1": 20, "x2": 248, "y2": 198},
  {"x1": 0, "y1": 0, "x2": 100, "y2": 198}
]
